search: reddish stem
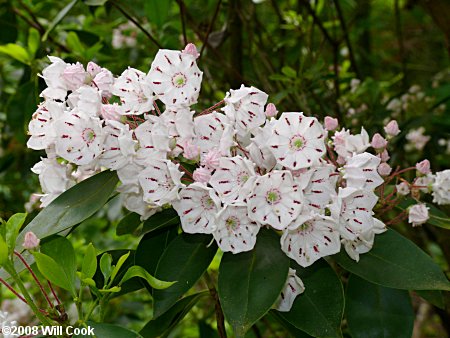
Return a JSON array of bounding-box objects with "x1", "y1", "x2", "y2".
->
[
  {"x1": 153, "y1": 101, "x2": 161, "y2": 115},
  {"x1": 47, "y1": 281, "x2": 61, "y2": 306},
  {"x1": 198, "y1": 100, "x2": 225, "y2": 116},
  {"x1": 0, "y1": 278, "x2": 28, "y2": 304}
]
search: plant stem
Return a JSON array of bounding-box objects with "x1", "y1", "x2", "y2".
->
[{"x1": 204, "y1": 271, "x2": 227, "y2": 338}]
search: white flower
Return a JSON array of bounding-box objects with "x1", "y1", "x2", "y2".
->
[
  {"x1": 281, "y1": 211, "x2": 340, "y2": 267},
  {"x1": 172, "y1": 183, "x2": 220, "y2": 234},
  {"x1": 396, "y1": 182, "x2": 410, "y2": 195},
  {"x1": 213, "y1": 204, "x2": 260, "y2": 253},
  {"x1": 160, "y1": 107, "x2": 195, "y2": 140},
  {"x1": 342, "y1": 218, "x2": 386, "y2": 261},
  {"x1": 246, "y1": 120, "x2": 277, "y2": 171},
  {"x1": 122, "y1": 191, "x2": 160, "y2": 221},
  {"x1": 432, "y1": 170, "x2": 450, "y2": 205},
  {"x1": 408, "y1": 203, "x2": 430, "y2": 227},
  {"x1": 342, "y1": 152, "x2": 384, "y2": 190},
  {"x1": 247, "y1": 170, "x2": 302, "y2": 230},
  {"x1": 194, "y1": 112, "x2": 235, "y2": 156},
  {"x1": 331, "y1": 187, "x2": 378, "y2": 242},
  {"x1": 209, "y1": 155, "x2": 256, "y2": 204},
  {"x1": 68, "y1": 85, "x2": 102, "y2": 116},
  {"x1": 40, "y1": 56, "x2": 68, "y2": 100},
  {"x1": 93, "y1": 68, "x2": 114, "y2": 96},
  {"x1": 134, "y1": 115, "x2": 171, "y2": 164},
  {"x1": 414, "y1": 174, "x2": 434, "y2": 193},
  {"x1": 53, "y1": 109, "x2": 105, "y2": 165},
  {"x1": 117, "y1": 162, "x2": 144, "y2": 194},
  {"x1": 138, "y1": 159, "x2": 185, "y2": 206},
  {"x1": 61, "y1": 62, "x2": 87, "y2": 91},
  {"x1": 31, "y1": 158, "x2": 75, "y2": 207},
  {"x1": 296, "y1": 163, "x2": 338, "y2": 211},
  {"x1": 99, "y1": 120, "x2": 137, "y2": 170},
  {"x1": 273, "y1": 268, "x2": 305, "y2": 312},
  {"x1": 405, "y1": 127, "x2": 430, "y2": 151},
  {"x1": 112, "y1": 67, "x2": 154, "y2": 115},
  {"x1": 268, "y1": 112, "x2": 326, "y2": 170},
  {"x1": 148, "y1": 49, "x2": 203, "y2": 107},
  {"x1": 222, "y1": 85, "x2": 268, "y2": 135},
  {"x1": 333, "y1": 127, "x2": 370, "y2": 159},
  {"x1": 27, "y1": 101, "x2": 65, "y2": 150}
]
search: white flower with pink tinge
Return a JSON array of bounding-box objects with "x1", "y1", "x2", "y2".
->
[
  {"x1": 213, "y1": 204, "x2": 260, "y2": 254},
  {"x1": 53, "y1": 109, "x2": 104, "y2": 166},
  {"x1": 280, "y1": 211, "x2": 340, "y2": 267},
  {"x1": 117, "y1": 162, "x2": 144, "y2": 194},
  {"x1": 172, "y1": 182, "x2": 221, "y2": 234},
  {"x1": 333, "y1": 127, "x2": 370, "y2": 159},
  {"x1": 40, "y1": 56, "x2": 68, "y2": 100},
  {"x1": 27, "y1": 101, "x2": 64, "y2": 150},
  {"x1": 160, "y1": 107, "x2": 195, "y2": 140},
  {"x1": 222, "y1": 85, "x2": 268, "y2": 135},
  {"x1": 342, "y1": 218, "x2": 386, "y2": 262},
  {"x1": 134, "y1": 115, "x2": 171, "y2": 165},
  {"x1": 194, "y1": 112, "x2": 235, "y2": 156},
  {"x1": 148, "y1": 49, "x2": 203, "y2": 107},
  {"x1": 268, "y1": 112, "x2": 326, "y2": 170},
  {"x1": 246, "y1": 120, "x2": 277, "y2": 171},
  {"x1": 68, "y1": 85, "x2": 102, "y2": 117},
  {"x1": 138, "y1": 159, "x2": 185, "y2": 206},
  {"x1": 331, "y1": 187, "x2": 379, "y2": 243},
  {"x1": 99, "y1": 121, "x2": 137, "y2": 170},
  {"x1": 209, "y1": 155, "x2": 256, "y2": 204},
  {"x1": 273, "y1": 268, "x2": 305, "y2": 312},
  {"x1": 247, "y1": 171, "x2": 302, "y2": 230},
  {"x1": 112, "y1": 67, "x2": 154, "y2": 115},
  {"x1": 342, "y1": 152, "x2": 384, "y2": 190},
  {"x1": 296, "y1": 163, "x2": 338, "y2": 212},
  {"x1": 432, "y1": 170, "x2": 450, "y2": 205},
  {"x1": 122, "y1": 191, "x2": 161, "y2": 221}
]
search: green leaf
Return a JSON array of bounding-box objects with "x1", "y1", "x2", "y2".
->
[
  {"x1": 145, "y1": 0, "x2": 173, "y2": 28},
  {"x1": 6, "y1": 213, "x2": 27, "y2": 252},
  {"x1": 82, "y1": 243, "x2": 97, "y2": 279},
  {"x1": 0, "y1": 43, "x2": 30, "y2": 64},
  {"x1": 346, "y1": 275, "x2": 414, "y2": 338},
  {"x1": 6, "y1": 81, "x2": 37, "y2": 141},
  {"x1": 32, "y1": 252, "x2": 74, "y2": 293},
  {"x1": 120, "y1": 266, "x2": 175, "y2": 289},
  {"x1": 427, "y1": 204, "x2": 450, "y2": 230},
  {"x1": 153, "y1": 233, "x2": 217, "y2": 318},
  {"x1": 17, "y1": 170, "x2": 118, "y2": 246},
  {"x1": 74, "y1": 322, "x2": 143, "y2": 338},
  {"x1": 100, "y1": 253, "x2": 113, "y2": 285},
  {"x1": 278, "y1": 260, "x2": 344, "y2": 338},
  {"x1": 415, "y1": 290, "x2": 445, "y2": 309},
  {"x1": 141, "y1": 208, "x2": 179, "y2": 235},
  {"x1": 27, "y1": 28, "x2": 40, "y2": 58},
  {"x1": 109, "y1": 251, "x2": 130, "y2": 284},
  {"x1": 99, "y1": 286, "x2": 121, "y2": 293},
  {"x1": 269, "y1": 311, "x2": 314, "y2": 338},
  {"x1": 334, "y1": 229, "x2": 450, "y2": 291},
  {"x1": 84, "y1": 0, "x2": 109, "y2": 5},
  {"x1": 41, "y1": 237, "x2": 77, "y2": 296},
  {"x1": 66, "y1": 31, "x2": 85, "y2": 55},
  {"x1": 116, "y1": 212, "x2": 141, "y2": 236},
  {"x1": 281, "y1": 66, "x2": 297, "y2": 78},
  {"x1": 43, "y1": 0, "x2": 79, "y2": 41},
  {"x1": 140, "y1": 292, "x2": 208, "y2": 338},
  {"x1": 0, "y1": 235, "x2": 8, "y2": 266},
  {"x1": 218, "y1": 229, "x2": 290, "y2": 338},
  {"x1": 82, "y1": 277, "x2": 96, "y2": 287}
]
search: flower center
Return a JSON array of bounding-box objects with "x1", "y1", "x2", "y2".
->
[
  {"x1": 225, "y1": 216, "x2": 240, "y2": 231},
  {"x1": 289, "y1": 135, "x2": 306, "y2": 151},
  {"x1": 201, "y1": 196, "x2": 216, "y2": 210},
  {"x1": 171, "y1": 72, "x2": 187, "y2": 88},
  {"x1": 82, "y1": 128, "x2": 96, "y2": 144},
  {"x1": 237, "y1": 171, "x2": 249, "y2": 185},
  {"x1": 297, "y1": 221, "x2": 314, "y2": 235},
  {"x1": 266, "y1": 189, "x2": 281, "y2": 205}
]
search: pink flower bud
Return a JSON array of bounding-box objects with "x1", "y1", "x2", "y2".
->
[
  {"x1": 396, "y1": 182, "x2": 410, "y2": 195},
  {"x1": 324, "y1": 116, "x2": 338, "y2": 131},
  {"x1": 371, "y1": 133, "x2": 388, "y2": 150},
  {"x1": 379, "y1": 149, "x2": 390, "y2": 162},
  {"x1": 62, "y1": 62, "x2": 87, "y2": 90},
  {"x1": 265, "y1": 103, "x2": 278, "y2": 118},
  {"x1": 377, "y1": 163, "x2": 392, "y2": 176},
  {"x1": 182, "y1": 43, "x2": 200, "y2": 59},
  {"x1": 384, "y1": 120, "x2": 400, "y2": 137},
  {"x1": 101, "y1": 103, "x2": 123, "y2": 121},
  {"x1": 201, "y1": 149, "x2": 221, "y2": 169},
  {"x1": 416, "y1": 159, "x2": 431, "y2": 175},
  {"x1": 193, "y1": 167, "x2": 211, "y2": 183},
  {"x1": 87, "y1": 61, "x2": 101, "y2": 77},
  {"x1": 408, "y1": 203, "x2": 429, "y2": 227},
  {"x1": 183, "y1": 141, "x2": 200, "y2": 160},
  {"x1": 23, "y1": 231, "x2": 40, "y2": 250},
  {"x1": 93, "y1": 69, "x2": 114, "y2": 96}
]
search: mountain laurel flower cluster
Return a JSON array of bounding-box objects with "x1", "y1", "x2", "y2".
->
[{"x1": 27, "y1": 44, "x2": 450, "y2": 311}]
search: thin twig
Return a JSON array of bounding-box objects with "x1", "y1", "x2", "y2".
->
[
  {"x1": 177, "y1": 0, "x2": 188, "y2": 46},
  {"x1": 203, "y1": 271, "x2": 227, "y2": 338},
  {"x1": 48, "y1": 281, "x2": 62, "y2": 306},
  {"x1": 299, "y1": 0, "x2": 337, "y2": 47},
  {"x1": 0, "y1": 278, "x2": 28, "y2": 304},
  {"x1": 199, "y1": 0, "x2": 223, "y2": 58},
  {"x1": 14, "y1": 251, "x2": 54, "y2": 308},
  {"x1": 110, "y1": 0, "x2": 162, "y2": 49}
]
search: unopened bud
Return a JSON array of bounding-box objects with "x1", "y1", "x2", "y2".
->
[
  {"x1": 324, "y1": 116, "x2": 338, "y2": 131},
  {"x1": 265, "y1": 103, "x2": 278, "y2": 118},
  {"x1": 23, "y1": 231, "x2": 40, "y2": 250},
  {"x1": 182, "y1": 43, "x2": 200, "y2": 59}
]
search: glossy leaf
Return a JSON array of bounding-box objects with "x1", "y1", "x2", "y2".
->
[
  {"x1": 0, "y1": 44, "x2": 30, "y2": 64},
  {"x1": 153, "y1": 233, "x2": 217, "y2": 318},
  {"x1": 27, "y1": 28, "x2": 40, "y2": 57},
  {"x1": 415, "y1": 290, "x2": 445, "y2": 309},
  {"x1": 346, "y1": 275, "x2": 414, "y2": 338},
  {"x1": 269, "y1": 311, "x2": 314, "y2": 338},
  {"x1": 82, "y1": 243, "x2": 97, "y2": 279},
  {"x1": 218, "y1": 229, "x2": 290, "y2": 338},
  {"x1": 120, "y1": 265, "x2": 175, "y2": 289},
  {"x1": 109, "y1": 251, "x2": 130, "y2": 284},
  {"x1": 140, "y1": 292, "x2": 208, "y2": 338},
  {"x1": 334, "y1": 229, "x2": 450, "y2": 291},
  {"x1": 41, "y1": 237, "x2": 77, "y2": 295},
  {"x1": 100, "y1": 253, "x2": 113, "y2": 285},
  {"x1": 32, "y1": 252, "x2": 75, "y2": 294},
  {"x1": 0, "y1": 235, "x2": 8, "y2": 266},
  {"x1": 279, "y1": 260, "x2": 344, "y2": 338},
  {"x1": 116, "y1": 212, "x2": 141, "y2": 236},
  {"x1": 141, "y1": 208, "x2": 179, "y2": 235},
  {"x1": 16, "y1": 170, "x2": 118, "y2": 247},
  {"x1": 6, "y1": 213, "x2": 26, "y2": 252}
]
